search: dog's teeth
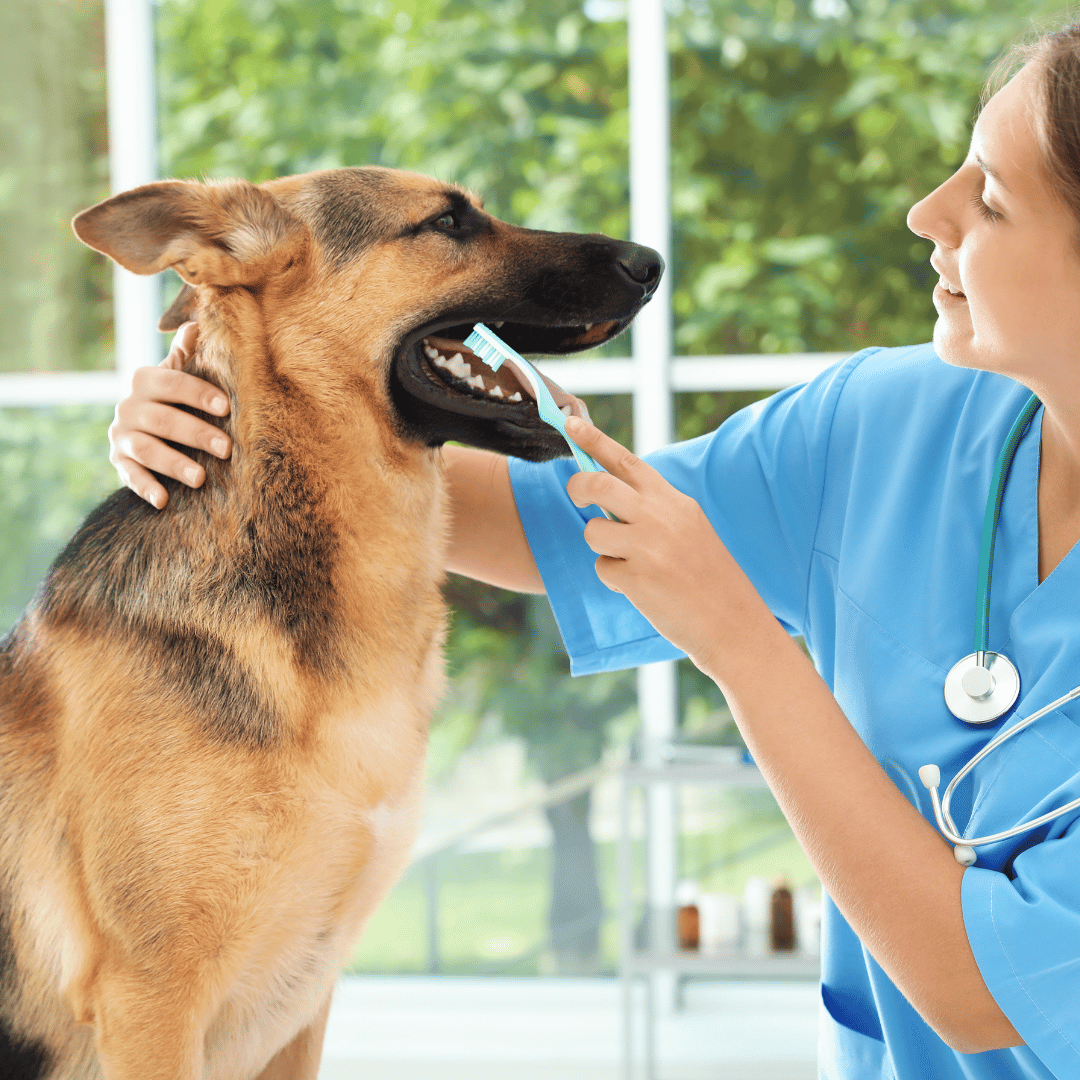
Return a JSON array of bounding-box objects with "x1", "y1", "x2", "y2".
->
[
  {"x1": 560, "y1": 405, "x2": 573, "y2": 417},
  {"x1": 447, "y1": 354, "x2": 472, "y2": 379},
  {"x1": 467, "y1": 374, "x2": 486, "y2": 390},
  {"x1": 509, "y1": 392, "x2": 522, "y2": 402},
  {"x1": 583, "y1": 323, "x2": 594, "y2": 332},
  {"x1": 425, "y1": 345, "x2": 442, "y2": 361},
  {"x1": 490, "y1": 385, "x2": 504, "y2": 398},
  {"x1": 493, "y1": 321, "x2": 505, "y2": 328}
]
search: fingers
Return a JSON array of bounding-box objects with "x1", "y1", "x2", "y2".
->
[
  {"x1": 564, "y1": 416, "x2": 652, "y2": 488},
  {"x1": 108, "y1": 419, "x2": 213, "y2": 488},
  {"x1": 161, "y1": 321, "x2": 199, "y2": 370},
  {"x1": 130, "y1": 364, "x2": 230, "y2": 419},
  {"x1": 110, "y1": 323, "x2": 231, "y2": 507},
  {"x1": 110, "y1": 454, "x2": 171, "y2": 510},
  {"x1": 121, "y1": 395, "x2": 230, "y2": 454},
  {"x1": 534, "y1": 368, "x2": 591, "y2": 420},
  {"x1": 582, "y1": 515, "x2": 633, "y2": 560},
  {"x1": 566, "y1": 468, "x2": 637, "y2": 522}
]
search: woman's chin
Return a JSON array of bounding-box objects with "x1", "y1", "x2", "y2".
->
[{"x1": 932, "y1": 316, "x2": 979, "y2": 369}]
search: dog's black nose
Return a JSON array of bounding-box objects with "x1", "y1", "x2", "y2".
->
[{"x1": 614, "y1": 242, "x2": 664, "y2": 297}]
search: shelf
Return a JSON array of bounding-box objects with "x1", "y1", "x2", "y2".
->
[
  {"x1": 621, "y1": 761, "x2": 767, "y2": 788},
  {"x1": 623, "y1": 948, "x2": 819, "y2": 980}
]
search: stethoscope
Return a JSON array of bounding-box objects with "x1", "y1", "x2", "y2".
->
[{"x1": 918, "y1": 392, "x2": 1080, "y2": 865}]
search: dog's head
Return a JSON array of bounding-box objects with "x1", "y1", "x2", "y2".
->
[{"x1": 73, "y1": 167, "x2": 662, "y2": 461}]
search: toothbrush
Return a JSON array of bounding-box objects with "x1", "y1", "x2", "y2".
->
[{"x1": 463, "y1": 323, "x2": 618, "y2": 520}]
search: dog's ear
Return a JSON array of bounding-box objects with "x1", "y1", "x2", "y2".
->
[
  {"x1": 158, "y1": 283, "x2": 198, "y2": 333},
  {"x1": 72, "y1": 179, "x2": 305, "y2": 289}
]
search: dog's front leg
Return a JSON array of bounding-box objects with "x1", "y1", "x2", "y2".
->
[
  {"x1": 88, "y1": 969, "x2": 207, "y2": 1080},
  {"x1": 252, "y1": 992, "x2": 333, "y2": 1080}
]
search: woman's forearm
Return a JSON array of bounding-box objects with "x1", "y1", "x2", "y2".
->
[
  {"x1": 441, "y1": 445, "x2": 544, "y2": 593},
  {"x1": 558, "y1": 414, "x2": 1022, "y2": 1054},
  {"x1": 696, "y1": 580, "x2": 1021, "y2": 1054}
]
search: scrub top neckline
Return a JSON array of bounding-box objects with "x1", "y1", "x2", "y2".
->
[
  {"x1": 1001, "y1": 401, "x2": 1080, "y2": 685},
  {"x1": 1030, "y1": 403, "x2": 1080, "y2": 589}
]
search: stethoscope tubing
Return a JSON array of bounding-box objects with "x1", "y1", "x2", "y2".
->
[
  {"x1": 923, "y1": 391, "x2": 1080, "y2": 865},
  {"x1": 973, "y1": 394, "x2": 1042, "y2": 656},
  {"x1": 923, "y1": 684, "x2": 1080, "y2": 851}
]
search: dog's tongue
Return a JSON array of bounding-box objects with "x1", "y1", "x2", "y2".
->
[{"x1": 426, "y1": 336, "x2": 591, "y2": 421}]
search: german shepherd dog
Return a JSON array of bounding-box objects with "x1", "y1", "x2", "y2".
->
[{"x1": 0, "y1": 167, "x2": 661, "y2": 1079}]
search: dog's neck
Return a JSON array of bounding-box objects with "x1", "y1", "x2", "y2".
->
[{"x1": 178, "y1": 303, "x2": 449, "y2": 687}]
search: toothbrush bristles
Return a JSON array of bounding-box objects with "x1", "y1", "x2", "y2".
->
[{"x1": 464, "y1": 326, "x2": 506, "y2": 371}]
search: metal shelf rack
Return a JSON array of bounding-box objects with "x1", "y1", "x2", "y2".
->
[{"x1": 617, "y1": 759, "x2": 820, "y2": 1080}]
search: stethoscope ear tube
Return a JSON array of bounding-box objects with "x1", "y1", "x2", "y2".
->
[
  {"x1": 922, "y1": 685, "x2": 1080, "y2": 864},
  {"x1": 919, "y1": 765, "x2": 978, "y2": 865}
]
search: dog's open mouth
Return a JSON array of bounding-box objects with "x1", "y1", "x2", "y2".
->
[
  {"x1": 411, "y1": 319, "x2": 621, "y2": 421},
  {"x1": 390, "y1": 316, "x2": 628, "y2": 459},
  {"x1": 417, "y1": 329, "x2": 609, "y2": 421}
]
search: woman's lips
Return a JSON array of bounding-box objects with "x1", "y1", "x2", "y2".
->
[{"x1": 934, "y1": 282, "x2": 968, "y2": 305}]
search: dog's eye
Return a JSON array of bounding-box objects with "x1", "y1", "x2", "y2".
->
[{"x1": 434, "y1": 212, "x2": 458, "y2": 230}]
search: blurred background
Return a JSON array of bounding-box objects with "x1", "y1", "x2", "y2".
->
[{"x1": 0, "y1": 0, "x2": 1062, "y2": 1075}]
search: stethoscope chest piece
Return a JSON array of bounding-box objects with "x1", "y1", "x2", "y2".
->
[{"x1": 944, "y1": 651, "x2": 1020, "y2": 724}]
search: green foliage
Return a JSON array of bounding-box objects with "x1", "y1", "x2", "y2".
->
[
  {"x1": 437, "y1": 577, "x2": 636, "y2": 782},
  {"x1": 156, "y1": 0, "x2": 632, "y2": 239},
  {"x1": 0, "y1": 0, "x2": 112, "y2": 373},
  {"x1": 0, "y1": 408, "x2": 119, "y2": 632},
  {"x1": 157, "y1": 0, "x2": 1065, "y2": 366},
  {"x1": 665, "y1": 0, "x2": 1063, "y2": 356}
]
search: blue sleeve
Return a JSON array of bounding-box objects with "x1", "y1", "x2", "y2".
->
[
  {"x1": 507, "y1": 349, "x2": 874, "y2": 675},
  {"x1": 963, "y1": 829, "x2": 1080, "y2": 1075}
]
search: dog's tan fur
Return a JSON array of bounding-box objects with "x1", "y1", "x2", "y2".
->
[{"x1": 0, "y1": 166, "x2": 659, "y2": 1079}]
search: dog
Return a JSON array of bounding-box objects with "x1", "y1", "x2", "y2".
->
[{"x1": 0, "y1": 166, "x2": 661, "y2": 1080}]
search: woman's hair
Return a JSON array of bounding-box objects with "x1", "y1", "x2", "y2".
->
[{"x1": 990, "y1": 23, "x2": 1080, "y2": 223}]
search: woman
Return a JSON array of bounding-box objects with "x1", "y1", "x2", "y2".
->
[{"x1": 108, "y1": 26, "x2": 1080, "y2": 1078}]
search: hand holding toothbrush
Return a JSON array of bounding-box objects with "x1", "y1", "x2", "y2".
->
[{"x1": 563, "y1": 414, "x2": 763, "y2": 675}]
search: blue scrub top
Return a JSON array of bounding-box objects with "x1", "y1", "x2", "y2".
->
[{"x1": 508, "y1": 343, "x2": 1080, "y2": 1080}]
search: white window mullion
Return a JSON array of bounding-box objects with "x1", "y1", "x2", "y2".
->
[{"x1": 104, "y1": 0, "x2": 160, "y2": 383}]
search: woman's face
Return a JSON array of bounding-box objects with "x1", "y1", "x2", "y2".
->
[{"x1": 907, "y1": 63, "x2": 1080, "y2": 392}]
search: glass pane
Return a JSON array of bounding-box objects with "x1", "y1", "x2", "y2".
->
[
  {"x1": 0, "y1": 0, "x2": 112, "y2": 374},
  {"x1": 0, "y1": 406, "x2": 118, "y2": 633}
]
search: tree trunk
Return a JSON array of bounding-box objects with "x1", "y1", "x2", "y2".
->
[{"x1": 544, "y1": 789, "x2": 604, "y2": 975}]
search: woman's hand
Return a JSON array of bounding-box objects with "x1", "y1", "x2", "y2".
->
[
  {"x1": 109, "y1": 322, "x2": 232, "y2": 509},
  {"x1": 563, "y1": 415, "x2": 756, "y2": 672}
]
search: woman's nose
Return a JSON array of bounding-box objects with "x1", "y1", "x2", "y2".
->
[{"x1": 907, "y1": 175, "x2": 962, "y2": 249}]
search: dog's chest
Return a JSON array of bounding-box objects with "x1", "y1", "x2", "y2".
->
[{"x1": 203, "y1": 695, "x2": 429, "y2": 1080}]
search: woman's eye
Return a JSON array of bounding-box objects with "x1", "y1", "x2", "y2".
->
[
  {"x1": 435, "y1": 213, "x2": 457, "y2": 230},
  {"x1": 971, "y1": 193, "x2": 1003, "y2": 223}
]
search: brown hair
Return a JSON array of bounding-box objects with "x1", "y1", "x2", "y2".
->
[{"x1": 989, "y1": 23, "x2": 1080, "y2": 223}]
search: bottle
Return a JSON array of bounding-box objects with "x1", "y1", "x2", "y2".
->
[
  {"x1": 741, "y1": 876, "x2": 770, "y2": 958},
  {"x1": 770, "y1": 876, "x2": 796, "y2": 952},
  {"x1": 698, "y1": 891, "x2": 740, "y2": 954},
  {"x1": 675, "y1": 879, "x2": 700, "y2": 951}
]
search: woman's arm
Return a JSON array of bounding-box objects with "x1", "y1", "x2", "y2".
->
[
  {"x1": 561, "y1": 414, "x2": 1021, "y2": 1055},
  {"x1": 442, "y1": 446, "x2": 544, "y2": 594}
]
